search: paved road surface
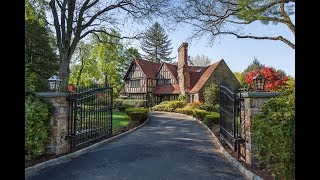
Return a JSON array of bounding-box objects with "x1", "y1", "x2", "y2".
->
[{"x1": 26, "y1": 111, "x2": 246, "y2": 180}]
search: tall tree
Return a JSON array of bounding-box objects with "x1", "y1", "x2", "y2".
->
[
  {"x1": 243, "y1": 57, "x2": 265, "y2": 74},
  {"x1": 69, "y1": 42, "x2": 93, "y2": 86},
  {"x1": 170, "y1": 0, "x2": 295, "y2": 49},
  {"x1": 25, "y1": 1, "x2": 59, "y2": 92},
  {"x1": 190, "y1": 54, "x2": 212, "y2": 66},
  {"x1": 48, "y1": 0, "x2": 169, "y2": 91},
  {"x1": 69, "y1": 30, "x2": 132, "y2": 97},
  {"x1": 141, "y1": 22, "x2": 174, "y2": 63}
]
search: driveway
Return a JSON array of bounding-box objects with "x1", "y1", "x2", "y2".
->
[{"x1": 26, "y1": 111, "x2": 246, "y2": 180}]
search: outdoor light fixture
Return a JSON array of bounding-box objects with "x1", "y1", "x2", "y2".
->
[
  {"x1": 252, "y1": 73, "x2": 266, "y2": 92},
  {"x1": 48, "y1": 75, "x2": 62, "y2": 92}
]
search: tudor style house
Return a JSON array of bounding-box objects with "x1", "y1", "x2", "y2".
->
[{"x1": 120, "y1": 43, "x2": 240, "y2": 106}]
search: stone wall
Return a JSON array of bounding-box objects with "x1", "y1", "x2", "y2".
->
[
  {"x1": 37, "y1": 92, "x2": 70, "y2": 155},
  {"x1": 198, "y1": 60, "x2": 240, "y2": 101},
  {"x1": 239, "y1": 92, "x2": 280, "y2": 164}
]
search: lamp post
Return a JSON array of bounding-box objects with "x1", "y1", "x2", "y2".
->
[
  {"x1": 252, "y1": 73, "x2": 266, "y2": 92},
  {"x1": 48, "y1": 75, "x2": 62, "y2": 92}
]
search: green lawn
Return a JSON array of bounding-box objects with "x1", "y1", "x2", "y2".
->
[{"x1": 112, "y1": 111, "x2": 130, "y2": 133}]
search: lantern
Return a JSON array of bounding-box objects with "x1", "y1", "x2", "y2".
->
[
  {"x1": 252, "y1": 73, "x2": 266, "y2": 92},
  {"x1": 48, "y1": 75, "x2": 62, "y2": 92}
]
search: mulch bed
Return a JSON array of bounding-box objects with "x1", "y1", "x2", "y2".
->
[
  {"x1": 212, "y1": 128, "x2": 275, "y2": 180},
  {"x1": 25, "y1": 122, "x2": 142, "y2": 168}
]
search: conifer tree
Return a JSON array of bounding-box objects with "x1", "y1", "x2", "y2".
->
[{"x1": 141, "y1": 22, "x2": 174, "y2": 63}]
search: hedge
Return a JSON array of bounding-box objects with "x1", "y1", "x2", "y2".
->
[
  {"x1": 25, "y1": 92, "x2": 54, "y2": 160},
  {"x1": 152, "y1": 100, "x2": 186, "y2": 112},
  {"x1": 152, "y1": 104, "x2": 167, "y2": 111},
  {"x1": 125, "y1": 107, "x2": 149, "y2": 124},
  {"x1": 198, "y1": 103, "x2": 219, "y2": 112},
  {"x1": 115, "y1": 99, "x2": 147, "y2": 112},
  {"x1": 203, "y1": 112, "x2": 220, "y2": 127},
  {"x1": 185, "y1": 102, "x2": 203, "y2": 109},
  {"x1": 193, "y1": 109, "x2": 211, "y2": 121},
  {"x1": 175, "y1": 107, "x2": 194, "y2": 116},
  {"x1": 252, "y1": 89, "x2": 295, "y2": 179}
]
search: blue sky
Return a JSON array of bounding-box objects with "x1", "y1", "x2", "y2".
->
[{"x1": 120, "y1": 16, "x2": 295, "y2": 76}]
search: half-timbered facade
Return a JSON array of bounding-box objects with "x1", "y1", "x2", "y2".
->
[{"x1": 120, "y1": 43, "x2": 240, "y2": 106}]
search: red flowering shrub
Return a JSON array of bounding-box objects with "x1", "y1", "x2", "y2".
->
[{"x1": 245, "y1": 67, "x2": 288, "y2": 92}]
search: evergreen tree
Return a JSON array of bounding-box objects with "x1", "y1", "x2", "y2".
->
[
  {"x1": 243, "y1": 57, "x2": 265, "y2": 74},
  {"x1": 25, "y1": 1, "x2": 58, "y2": 92},
  {"x1": 141, "y1": 22, "x2": 174, "y2": 63}
]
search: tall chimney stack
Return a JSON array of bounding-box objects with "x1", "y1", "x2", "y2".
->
[
  {"x1": 177, "y1": 43, "x2": 190, "y2": 95},
  {"x1": 178, "y1": 43, "x2": 188, "y2": 69}
]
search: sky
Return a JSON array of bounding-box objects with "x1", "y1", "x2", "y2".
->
[
  {"x1": 120, "y1": 15, "x2": 295, "y2": 77},
  {"x1": 44, "y1": 1, "x2": 295, "y2": 76}
]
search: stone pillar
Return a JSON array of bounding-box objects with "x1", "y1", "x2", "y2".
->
[
  {"x1": 37, "y1": 92, "x2": 70, "y2": 155},
  {"x1": 239, "y1": 92, "x2": 280, "y2": 165}
]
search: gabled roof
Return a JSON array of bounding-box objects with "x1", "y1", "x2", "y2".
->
[
  {"x1": 123, "y1": 59, "x2": 161, "y2": 80},
  {"x1": 189, "y1": 66, "x2": 206, "y2": 72},
  {"x1": 164, "y1": 63, "x2": 178, "y2": 81},
  {"x1": 153, "y1": 84, "x2": 181, "y2": 94},
  {"x1": 190, "y1": 68, "x2": 207, "y2": 88},
  {"x1": 136, "y1": 59, "x2": 162, "y2": 78},
  {"x1": 189, "y1": 60, "x2": 222, "y2": 93}
]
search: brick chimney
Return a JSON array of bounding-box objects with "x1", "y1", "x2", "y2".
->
[{"x1": 177, "y1": 43, "x2": 191, "y2": 95}]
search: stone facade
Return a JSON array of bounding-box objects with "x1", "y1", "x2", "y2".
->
[
  {"x1": 37, "y1": 92, "x2": 70, "y2": 155},
  {"x1": 198, "y1": 60, "x2": 240, "y2": 102},
  {"x1": 239, "y1": 92, "x2": 280, "y2": 164}
]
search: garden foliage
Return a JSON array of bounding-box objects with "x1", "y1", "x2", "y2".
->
[
  {"x1": 25, "y1": 92, "x2": 54, "y2": 160},
  {"x1": 152, "y1": 100, "x2": 186, "y2": 112},
  {"x1": 203, "y1": 83, "x2": 220, "y2": 105},
  {"x1": 245, "y1": 67, "x2": 288, "y2": 92},
  {"x1": 252, "y1": 85, "x2": 295, "y2": 179},
  {"x1": 125, "y1": 107, "x2": 149, "y2": 124},
  {"x1": 115, "y1": 99, "x2": 147, "y2": 112},
  {"x1": 204, "y1": 112, "x2": 220, "y2": 127}
]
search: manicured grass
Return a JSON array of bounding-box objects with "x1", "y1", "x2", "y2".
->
[{"x1": 112, "y1": 110, "x2": 130, "y2": 133}]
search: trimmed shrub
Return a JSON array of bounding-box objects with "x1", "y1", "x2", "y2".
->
[
  {"x1": 193, "y1": 109, "x2": 210, "y2": 121},
  {"x1": 159, "y1": 101, "x2": 169, "y2": 105},
  {"x1": 115, "y1": 99, "x2": 147, "y2": 112},
  {"x1": 178, "y1": 94, "x2": 186, "y2": 101},
  {"x1": 204, "y1": 112, "x2": 220, "y2": 127},
  {"x1": 198, "y1": 103, "x2": 219, "y2": 112},
  {"x1": 25, "y1": 92, "x2": 54, "y2": 160},
  {"x1": 125, "y1": 107, "x2": 149, "y2": 124},
  {"x1": 152, "y1": 100, "x2": 186, "y2": 112},
  {"x1": 252, "y1": 88, "x2": 295, "y2": 179},
  {"x1": 175, "y1": 107, "x2": 194, "y2": 115},
  {"x1": 152, "y1": 104, "x2": 167, "y2": 111},
  {"x1": 203, "y1": 83, "x2": 219, "y2": 105},
  {"x1": 186, "y1": 102, "x2": 203, "y2": 109},
  {"x1": 166, "y1": 100, "x2": 186, "y2": 109}
]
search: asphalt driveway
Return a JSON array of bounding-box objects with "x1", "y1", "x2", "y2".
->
[{"x1": 26, "y1": 111, "x2": 246, "y2": 180}]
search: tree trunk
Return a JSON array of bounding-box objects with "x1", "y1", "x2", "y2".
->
[
  {"x1": 105, "y1": 74, "x2": 108, "y2": 86},
  {"x1": 59, "y1": 52, "x2": 71, "y2": 92},
  {"x1": 76, "y1": 56, "x2": 85, "y2": 86}
]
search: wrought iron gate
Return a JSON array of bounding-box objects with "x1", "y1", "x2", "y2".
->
[
  {"x1": 67, "y1": 85, "x2": 113, "y2": 151},
  {"x1": 219, "y1": 83, "x2": 243, "y2": 156}
]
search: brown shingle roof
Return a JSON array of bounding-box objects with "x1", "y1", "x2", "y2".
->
[
  {"x1": 164, "y1": 63, "x2": 178, "y2": 81},
  {"x1": 136, "y1": 59, "x2": 162, "y2": 78},
  {"x1": 190, "y1": 68, "x2": 207, "y2": 88},
  {"x1": 153, "y1": 84, "x2": 181, "y2": 94},
  {"x1": 189, "y1": 66, "x2": 206, "y2": 72},
  {"x1": 189, "y1": 60, "x2": 222, "y2": 93}
]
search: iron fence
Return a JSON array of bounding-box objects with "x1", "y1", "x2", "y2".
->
[{"x1": 67, "y1": 84, "x2": 113, "y2": 151}]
